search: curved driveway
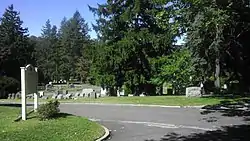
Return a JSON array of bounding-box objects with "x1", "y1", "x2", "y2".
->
[{"x1": 60, "y1": 103, "x2": 248, "y2": 141}]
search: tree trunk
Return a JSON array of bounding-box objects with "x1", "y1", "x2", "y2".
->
[{"x1": 214, "y1": 58, "x2": 220, "y2": 89}]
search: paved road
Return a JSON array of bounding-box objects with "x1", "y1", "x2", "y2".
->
[{"x1": 60, "y1": 103, "x2": 249, "y2": 141}]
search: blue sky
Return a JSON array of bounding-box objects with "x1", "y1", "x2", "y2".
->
[
  {"x1": 0, "y1": 0, "x2": 184, "y2": 44},
  {"x1": 0, "y1": 0, "x2": 105, "y2": 38}
]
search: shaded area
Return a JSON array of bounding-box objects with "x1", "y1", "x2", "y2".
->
[
  {"x1": 145, "y1": 124, "x2": 250, "y2": 141},
  {"x1": 0, "y1": 103, "x2": 34, "y2": 107},
  {"x1": 201, "y1": 97, "x2": 250, "y2": 121}
]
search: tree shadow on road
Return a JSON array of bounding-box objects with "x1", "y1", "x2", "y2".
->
[
  {"x1": 200, "y1": 97, "x2": 250, "y2": 122},
  {"x1": 146, "y1": 97, "x2": 250, "y2": 141},
  {"x1": 145, "y1": 124, "x2": 250, "y2": 141}
]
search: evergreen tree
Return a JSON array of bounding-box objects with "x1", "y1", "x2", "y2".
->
[
  {"x1": 89, "y1": 0, "x2": 174, "y2": 95},
  {"x1": 0, "y1": 4, "x2": 35, "y2": 95}
]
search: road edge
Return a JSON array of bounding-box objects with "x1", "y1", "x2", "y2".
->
[
  {"x1": 96, "y1": 125, "x2": 110, "y2": 141},
  {"x1": 62, "y1": 102, "x2": 205, "y2": 108}
]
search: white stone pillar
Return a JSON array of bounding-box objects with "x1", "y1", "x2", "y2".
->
[{"x1": 20, "y1": 67, "x2": 26, "y2": 120}]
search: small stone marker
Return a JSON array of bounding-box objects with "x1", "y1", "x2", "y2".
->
[
  {"x1": 16, "y1": 92, "x2": 21, "y2": 99},
  {"x1": 52, "y1": 94, "x2": 58, "y2": 99},
  {"x1": 11, "y1": 93, "x2": 15, "y2": 99},
  {"x1": 57, "y1": 94, "x2": 63, "y2": 99},
  {"x1": 185, "y1": 87, "x2": 201, "y2": 97},
  {"x1": 42, "y1": 95, "x2": 48, "y2": 99},
  {"x1": 8, "y1": 93, "x2": 12, "y2": 99}
]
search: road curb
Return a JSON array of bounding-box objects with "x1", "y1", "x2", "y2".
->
[{"x1": 96, "y1": 125, "x2": 110, "y2": 141}]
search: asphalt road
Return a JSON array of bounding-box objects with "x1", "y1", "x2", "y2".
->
[{"x1": 60, "y1": 103, "x2": 249, "y2": 141}]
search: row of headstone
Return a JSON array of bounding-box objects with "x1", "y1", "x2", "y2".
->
[{"x1": 7, "y1": 92, "x2": 21, "y2": 99}]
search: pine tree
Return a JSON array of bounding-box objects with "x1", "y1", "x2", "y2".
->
[
  {"x1": 0, "y1": 4, "x2": 35, "y2": 95},
  {"x1": 89, "y1": 0, "x2": 173, "y2": 95}
]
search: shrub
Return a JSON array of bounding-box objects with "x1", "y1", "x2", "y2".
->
[{"x1": 37, "y1": 100, "x2": 60, "y2": 120}]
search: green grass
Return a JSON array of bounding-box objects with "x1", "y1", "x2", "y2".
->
[
  {"x1": 1, "y1": 96, "x2": 249, "y2": 106},
  {"x1": 67, "y1": 96, "x2": 248, "y2": 106},
  {"x1": 0, "y1": 106, "x2": 104, "y2": 141}
]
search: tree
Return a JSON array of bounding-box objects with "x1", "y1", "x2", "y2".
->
[
  {"x1": 151, "y1": 48, "x2": 195, "y2": 94},
  {"x1": 34, "y1": 19, "x2": 59, "y2": 83},
  {"x1": 0, "y1": 4, "x2": 35, "y2": 95},
  {"x1": 89, "y1": 0, "x2": 174, "y2": 95},
  {"x1": 57, "y1": 11, "x2": 90, "y2": 81}
]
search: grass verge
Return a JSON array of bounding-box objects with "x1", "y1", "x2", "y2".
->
[
  {"x1": 0, "y1": 106, "x2": 104, "y2": 141},
  {"x1": 1, "y1": 96, "x2": 249, "y2": 106}
]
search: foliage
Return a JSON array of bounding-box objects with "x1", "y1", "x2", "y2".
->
[
  {"x1": 37, "y1": 100, "x2": 60, "y2": 120},
  {"x1": 151, "y1": 49, "x2": 195, "y2": 94},
  {"x1": 89, "y1": 0, "x2": 174, "y2": 95},
  {"x1": 0, "y1": 5, "x2": 35, "y2": 94}
]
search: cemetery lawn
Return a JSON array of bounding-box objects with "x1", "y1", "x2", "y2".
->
[
  {"x1": 61, "y1": 96, "x2": 250, "y2": 106},
  {"x1": 0, "y1": 106, "x2": 104, "y2": 141},
  {"x1": 1, "y1": 96, "x2": 250, "y2": 106}
]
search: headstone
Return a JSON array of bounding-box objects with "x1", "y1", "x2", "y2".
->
[
  {"x1": 120, "y1": 90, "x2": 125, "y2": 96},
  {"x1": 128, "y1": 94, "x2": 134, "y2": 97},
  {"x1": 117, "y1": 89, "x2": 120, "y2": 97},
  {"x1": 16, "y1": 92, "x2": 21, "y2": 99},
  {"x1": 185, "y1": 87, "x2": 202, "y2": 97},
  {"x1": 79, "y1": 93, "x2": 85, "y2": 97},
  {"x1": 81, "y1": 88, "x2": 94, "y2": 97},
  {"x1": 42, "y1": 95, "x2": 48, "y2": 99},
  {"x1": 11, "y1": 93, "x2": 15, "y2": 99},
  {"x1": 162, "y1": 82, "x2": 172, "y2": 95},
  {"x1": 74, "y1": 92, "x2": 80, "y2": 97},
  {"x1": 8, "y1": 93, "x2": 12, "y2": 99},
  {"x1": 65, "y1": 93, "x2": 72, "y2": 99},
  {"x1": 100, "y1": 88, "x2": 107, "y2": 97},
  {"x1": 39, "y1": 91, "x2": 44, "y2": 97},
  {"x1": 57, "y1": 94, "x2": 63, "y2": 99},
  {"x1": 52, "y1": 94, "x2": 58, "y2": 99},
  {"x1": 139, "y1": 93, "x2": 146, "y2": 97}
]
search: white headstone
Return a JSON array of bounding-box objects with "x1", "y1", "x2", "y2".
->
[{"x1": 185, "y1": 87, "x2": 201, "y2": 97}]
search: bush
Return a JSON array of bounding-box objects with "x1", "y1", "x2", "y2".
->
[{"x1": 37, "y1": 100, "x2": 60, "y2": 120}]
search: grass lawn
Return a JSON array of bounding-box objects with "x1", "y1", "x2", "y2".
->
[
  {"x1": 1, "y1": 96, "x2": 249, "y2": 106},
  {"x1": 68, "y1": 96, "x2": 249, "y2": 106},
  {"x1": 0, "y1": 106, "x2": 104, "y2": 141}
]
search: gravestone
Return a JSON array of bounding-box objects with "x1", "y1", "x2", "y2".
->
[
  {"x1": 100, "y1": 88, "x2": 107, "y2": 97},
  {"x1": 39, "y1": 91, "x2": 44, "y2": 97},
  {"x1": 162, "y1": 82, "x2": 172, "y2": 95},
  {"x1": 128, "y1": 94, "x2": 134, "y2": 97},
  {"x1": 74, "y1": 92, "x2": 80, "y2": 98},
  {"x1": 81, "y1": 88, "x2": 94, "y2": 97},
  {"x1": 52, "y1": 94, "x2": 58, "y2": 99},
  {"x1": 8, "y1": 93, "x2": 12, "y2": 99},
  {"x1": 57, "y1": 94, "x2": 63, "y2": 99},
  {"x1": 65, "y1": 93, "x2": 72, "y2": 99},
  {"x1": 11, "y1": 93, "x2": 15, "y2": 99},
  {"x1": 42, "y1": 95, "x2": 48, "y2": 99},
  {"x1": 16, "y1": 92, "x2": 21, "y2": 99},
  {"x1": 185, "y1": 87, "x2": 202, "y2": 97},
  {"x1": 140, "y1": 93, "x2": 146, "y2": 97}
]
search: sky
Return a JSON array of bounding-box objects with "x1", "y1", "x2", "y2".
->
[
  {"x1": 0, "y1": 0, "x2": 105, "y2": 39},
  {"x1": 0, "y1": 0, "x2": 184, "y2": 44}
]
